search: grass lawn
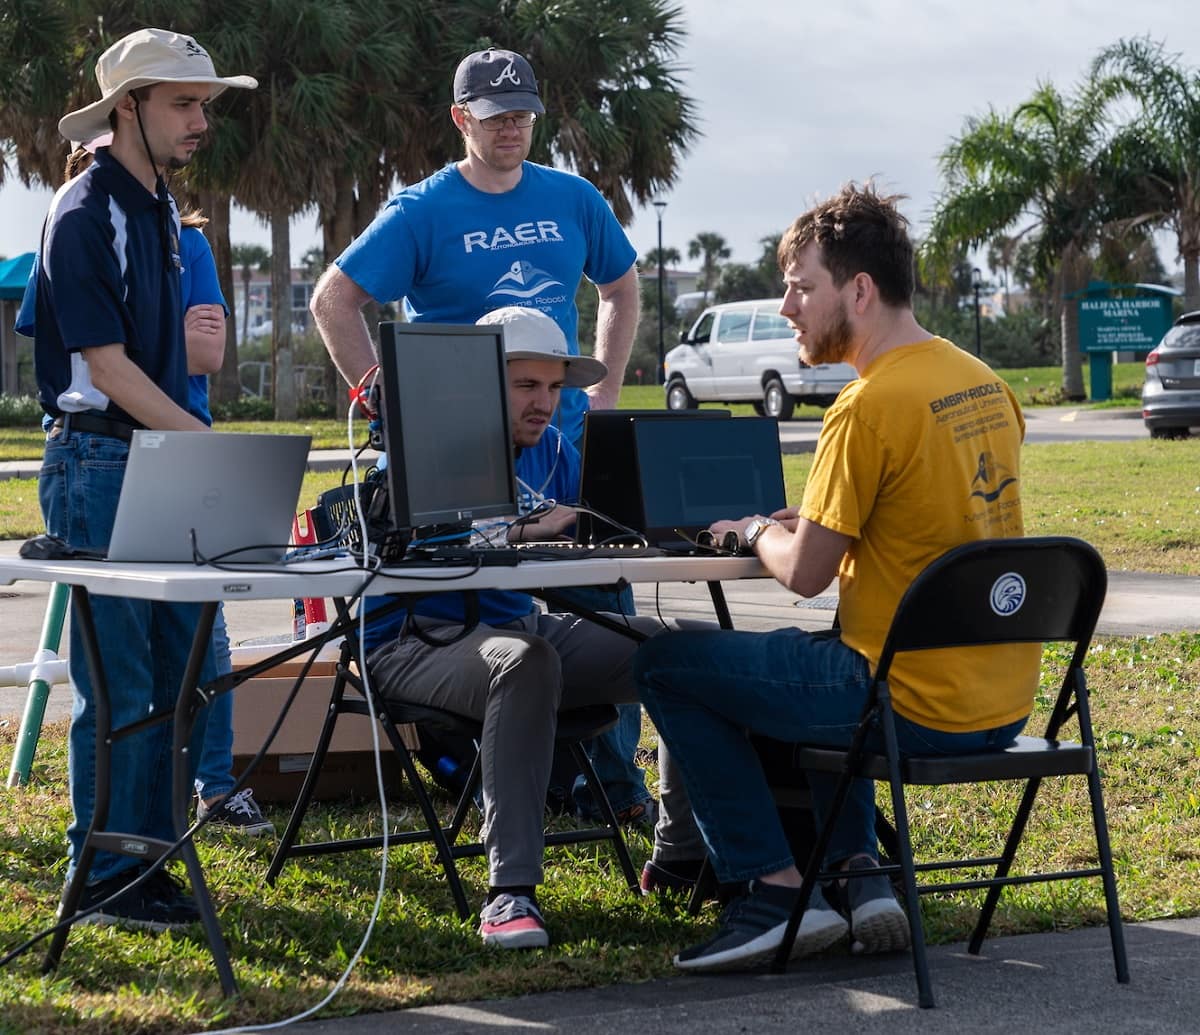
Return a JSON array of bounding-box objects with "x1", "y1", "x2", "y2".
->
[{"x1": 2, "y1": 628, "x2": 1198, "y2": 1032}]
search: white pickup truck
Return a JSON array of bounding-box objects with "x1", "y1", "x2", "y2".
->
[{"x1": 663, "y1": 298, "x2": 856, "y2": 419}]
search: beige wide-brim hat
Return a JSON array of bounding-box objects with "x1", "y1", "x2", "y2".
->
[
  {"x1": 59, "y1": 27, "x2": 257, "y2": 144},
  {"x1": 477, "y1": 307, "x2": 608, "y2": 389}
]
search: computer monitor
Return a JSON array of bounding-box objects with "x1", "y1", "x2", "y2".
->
[{"x1": 377, "y1": 322, "x2": 516, "y2": 532}]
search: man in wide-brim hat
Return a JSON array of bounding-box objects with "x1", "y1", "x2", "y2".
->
[{"x1": 32, "y1": 28, "x2": 255, "y2": 932}]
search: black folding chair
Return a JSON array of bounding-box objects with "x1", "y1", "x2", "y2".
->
[
  {"x1": 772, "y1": 536, "x2": 1129, "y2": 1007},
  {"x1": 265, "y1": 634, "x2": 640, "y2": 918}
]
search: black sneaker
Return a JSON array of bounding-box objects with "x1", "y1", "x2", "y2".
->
[
  {"x1": 640, "y1": 857, "x2": 704, "y2": 896},
  {"x1": 674, "y1": 879, "x2": 848, "y2": 972},
  {"x1": 641, "y1": 858, "x2": 747, "y2": 904},
  {"x1": 70, "y1": 865, "x2": 200, "y2": 932},
  {"x1": 197, "y1": 788, "x2": 275, "y2": 836},
  {"x1": 840, "y1": 856, "x2": 910, "y2": 955}
]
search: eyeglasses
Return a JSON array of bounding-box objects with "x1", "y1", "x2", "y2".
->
[{"x1": 466, "y1": 109, "x2": 537, "y2": 131}]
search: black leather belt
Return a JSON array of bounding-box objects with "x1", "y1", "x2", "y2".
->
[{"x1": 53, "y1": 413, "x2": 139, "y2": 442}]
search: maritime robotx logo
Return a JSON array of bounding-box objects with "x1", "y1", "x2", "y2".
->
[
  {"x1": 969, "y1": 451, "x2": 1018, "y2": 504},
  {"x1": 989, "y1": 572, "x2": 1026, "y2": 616},
  {"x1": 488, "y1": 260, "x2": 564, "y2": 301}
]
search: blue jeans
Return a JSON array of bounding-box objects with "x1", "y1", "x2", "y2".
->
[
  {"x1": 550, "y1": 583, "x2": 653, "y2": 816},
  {"x1": 635, "y1": 627, "x2": 1027, "y2": 884},
  {"x1": 40, "y1": 429, "x2": 220, "y2": 883},
  {"x1": 194, "y1": 607, "x2": 234, "y2": 801}
]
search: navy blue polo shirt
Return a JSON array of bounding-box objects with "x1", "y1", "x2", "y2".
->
[{"x1": 34, "y1": 147, "x2": 187, "y2": 423}]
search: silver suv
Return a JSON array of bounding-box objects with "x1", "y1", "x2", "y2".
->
[
  {"x1": 663, "y1": 298, "x2": 856, "y2": 419},
  {"x1": 1142, "y1": 311, "x2": 1200, "y2": 439}
]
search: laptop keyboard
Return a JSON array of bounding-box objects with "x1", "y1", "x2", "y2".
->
[{"x1": 405, "y1": 541, "x2": 670, "y2": 566}]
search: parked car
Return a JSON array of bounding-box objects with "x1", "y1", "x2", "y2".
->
[
  {"x1": 1142, "y1": 311, "x2": 1200, "y2": 439},
  {"x1": 663, "y1": 298, "x2": 856, "y2": 419}
]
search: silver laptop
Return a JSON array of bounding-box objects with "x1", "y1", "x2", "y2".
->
[{"x1": 107, "y1": 431, "x2": 311, "y2": 563}]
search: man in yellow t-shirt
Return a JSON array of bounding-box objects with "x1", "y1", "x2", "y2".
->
[{"x1": 635, "y1": 183, "x2": 1039, "y2": 974}]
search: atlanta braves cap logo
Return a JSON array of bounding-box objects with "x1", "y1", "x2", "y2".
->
[{"x1": 489, "y1": 58, "x2": 522, "y2": 88}]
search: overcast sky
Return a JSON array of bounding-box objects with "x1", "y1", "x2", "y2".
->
[{"x1": 2, "y1": 0, "x2": 1198, "y2": 276}]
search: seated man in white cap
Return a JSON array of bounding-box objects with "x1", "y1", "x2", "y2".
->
[
  {"x1": 32, "y1": 27, "x2": 255, "y2": 929},
  {"x1": 367, "y1": 306, "x2": 700, "y2": 949}
]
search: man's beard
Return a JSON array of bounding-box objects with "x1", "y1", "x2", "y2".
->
[
  {"x1": 803, "y1": 300, "x2": 854, "y2": 366},
  {"x1": 166, "y1": 139, "x2": 202, "y2": 171}
]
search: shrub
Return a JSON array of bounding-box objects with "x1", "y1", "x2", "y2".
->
[
  {"x1": 210, "y1": 396, "x2": 274, "y2": 422},
  {"x1": 0, "y1": 394, "x2": 43, "y2": 427},
  {"x1": 297, "y1": 398, "x2": 334, "y2": 420}
]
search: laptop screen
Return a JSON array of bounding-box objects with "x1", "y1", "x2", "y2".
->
[
  {"x1": 633, "y1": 417, "x2": 786, "y2": 544},
  {"x1": 578, "y1": 410, "x2": 730, "y2": 541},
  {"x1": 106, "y1": 431, "x2": 311, "y2": 563}
]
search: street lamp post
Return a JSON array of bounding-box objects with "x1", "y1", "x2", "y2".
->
[
  {"x1": 971, "y1": 266, "x2": 983, "y2": 359},
  {"x1": 653, "y1": 199, "x2": 668, "y2": 385}
]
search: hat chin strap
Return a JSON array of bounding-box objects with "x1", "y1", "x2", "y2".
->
[
  {"x1": 132, "y1": 97, "x2": 180, "y2": 275},
  {"x1": 132, "y1": 96, "x2": 169, "y2": 196}
]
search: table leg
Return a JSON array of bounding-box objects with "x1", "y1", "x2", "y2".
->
[
  {"x1": 41, "y1": 591, "x2": 239, "y2": 998},
  {"x1": 43, "y1": 585, "x2": 107, "y2": 975},
  {"x1": 707, "y1": 581, "x2": 734, "y2": 629}
]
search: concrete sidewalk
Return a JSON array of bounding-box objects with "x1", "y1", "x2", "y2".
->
[{"x1": 293, "y1": 916, "x2": 1198, "y2": 1034}]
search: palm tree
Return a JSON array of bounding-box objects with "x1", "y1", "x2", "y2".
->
[
  {"x1": 642, "y1": 246, "x2": 681, "y2": 271},
  {"x1": 437, "y1": 0, "x2": 696, "y2": 225},
  {"x1": 688, "y1": 232, "x2": 731, "y2": 292},
  {"x1": 5, "y1": 0, "x2": 699, "y2": 416},
  {"x1": 199, "y1": 0, "x2": 392, "y2": 420},
  {"x1": 714, "y1": 233, "x2": 784, "y2": 303},
  {"x1": 1093, "y1": 37, "x2": 1200, "y2": 312},
  {"x1": 986, "y1": 234, "x2": 1022, "y2": 312},
  {"x1": 924, "y1": 80, "x2": 1117, "y2": 399},
  {"x1": 230, "y1": 244, "x2": 271, "y2": 347},
  {"x1": 0, "y1": 0, "x2": 78, "y2": 192}
]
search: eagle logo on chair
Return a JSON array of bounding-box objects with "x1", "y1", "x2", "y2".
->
[{"x1": 989, "y1": 572, "x2": 1026, "y2": 616}]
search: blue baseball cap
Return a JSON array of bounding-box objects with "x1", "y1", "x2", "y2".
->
[{"x1": 453, "y1": 48, "x2": 545, "y2": 118}]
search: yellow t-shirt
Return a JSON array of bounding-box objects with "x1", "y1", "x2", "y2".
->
[{"x1": 801, "y1": 337, "x2": 1041, "y2": 733}]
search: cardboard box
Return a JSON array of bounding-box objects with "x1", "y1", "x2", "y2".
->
[{"x1": 229, "y1": 641, "x2": 410, "y2": 802}]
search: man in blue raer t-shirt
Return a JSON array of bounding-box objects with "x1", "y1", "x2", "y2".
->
[
  {"x1": 311, "y1": 47, "x2": 656, "y2": 834},
  {"x1": 309, "y1": 46, "x2": 639, "y2": 450},
  {"x1": 365, "y1": 307, "x2": 698, "y2": 951}
]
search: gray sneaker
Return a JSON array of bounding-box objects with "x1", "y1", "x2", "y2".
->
[
  {"x1": 842, "y1": 856, "x2": 911, "y2": 955},
  {"x1": 197, "y1": 788, "x2": 275, "y2": 837},
  {"x1": 674, "y1": 879, "x2": 848, "y2": 972},
  {"x1": 479, "y1": 893, "x2": 549, "y2": 949}
]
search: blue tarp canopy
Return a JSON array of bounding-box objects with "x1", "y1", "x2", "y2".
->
[{"x1": 0, "y1": 252, "x2": 35, "y2": 301}]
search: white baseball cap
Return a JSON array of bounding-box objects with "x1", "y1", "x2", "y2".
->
[{"x1": 477, "y1": 307, "x2": 607, "y2": 389}]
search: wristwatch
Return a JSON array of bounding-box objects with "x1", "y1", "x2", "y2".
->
[{"x1": 744, "y1": 517, "x2": 780, "y2": 549}]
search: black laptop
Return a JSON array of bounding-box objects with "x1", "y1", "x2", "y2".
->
[{"x1": 579, "y1": 411, "x2": 786, "y2": 548}]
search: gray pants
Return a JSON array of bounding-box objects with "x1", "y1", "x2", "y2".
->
[{"x1": 368, "y1": 610, "x2": 704, "y2": 887}]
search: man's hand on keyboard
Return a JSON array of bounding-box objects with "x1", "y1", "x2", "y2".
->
[
  {"x1": 768, "y1": 504, "x2": 801, "y2": 533},
  {"x1": 509, "y1": 504, "x2": 579, "y2": 543}
]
